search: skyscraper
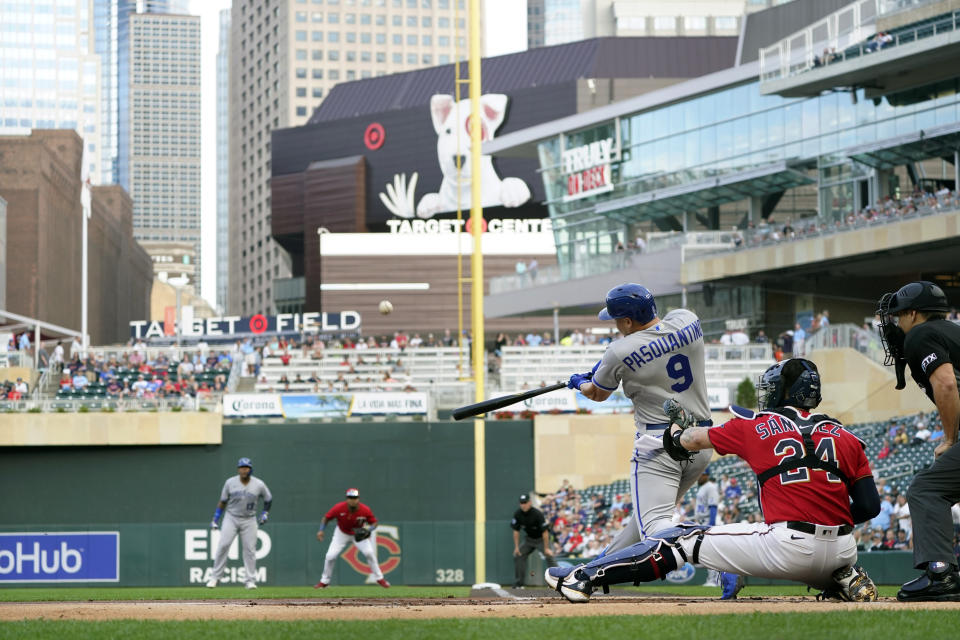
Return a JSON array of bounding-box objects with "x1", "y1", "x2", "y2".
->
[
  {"x1": 228, "y1": 0, "x2": 476, "y2": 315},
  {"x1": 0, "y1": 0, "x2": 102, "y2": 182},
  {"x1": 94, "y1": 0, "x2": 189, "y2": 186},
  {"x1": 127, "y1": 12, "x2": 201, "y2": 285},
  {"x1": 216, "y1": 8, "x2": 231, "y2": 314}
]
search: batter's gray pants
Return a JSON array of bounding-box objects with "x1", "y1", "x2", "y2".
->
[
  {"x1": 210, "y1": 513, "x2": 259, "y2": 584},
  {"x1": 513, "y1": 537, "x2": 556, "y2": 587},
  {"x1": 907, "y1": 442, "x2": 960, "y2": 569},
  {"x1": 605, "y1": 433, "x2": 710, "y2": 553}
]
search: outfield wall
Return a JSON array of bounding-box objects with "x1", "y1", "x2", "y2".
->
[{"x1": 0, "y1": 420, "x2": 535, "y2": 586}]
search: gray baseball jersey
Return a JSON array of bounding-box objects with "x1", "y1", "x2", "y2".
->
[
  {"x1": 220, "y1": 476, "x2": 272, "y2": 518},
  {"x1": 695, "y1": 480, "x2": 720, "y2": 524},
  {"x1": 592, "y1": 308, "x2": 709, "y2": 431}
]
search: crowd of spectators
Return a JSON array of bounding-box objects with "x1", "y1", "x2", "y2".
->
[
  {"x1": 2, "y1": 377, "x2": 29, "y2": 400},
  {"x1": 55, "y1": 340, "x2": 232, "y2": 400},
  {"x1": 536, "y1": 479, "x2": 635, "y2": 558},
  {"x1": 735, "y1": 188, "x2": 959, "y2": 250}
]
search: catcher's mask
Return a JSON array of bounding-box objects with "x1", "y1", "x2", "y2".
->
[
  {"x1": 757, "y1": 358, "x2": 821, "y2": 411},
  {"x1": 877, "y1": 281, "x2": 950, "y2": 366}
]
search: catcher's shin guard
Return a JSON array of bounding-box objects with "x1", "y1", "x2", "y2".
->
[{"x1": 579, "y1": 524, "x2": 703, "y2": 592}]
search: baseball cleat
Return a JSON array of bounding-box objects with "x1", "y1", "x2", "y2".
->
[
  {"x1": 205, "y1": 579, "x2": 217, "y2": 588},
  {"x1": 377, "y1": 578, "x2": 391, "y2": 588},
  {"x1": 314, "y1": 581, "x2": 329, "y2": 589},
  {"x1": 244, "y1": 583, "x2": 257, "y2": 590},
  {"x1": 720, "y1": 572, "x2": 744, "y2": 600},
  {"x1": 897, "y1": 567, "x2": 960, "y2": 602},
  {"x1": 832, "y1": 565, "x2": 878, "y2": 602},
  {"x1": 545, "y1": 565, "x2": 593, "y2": 603}
]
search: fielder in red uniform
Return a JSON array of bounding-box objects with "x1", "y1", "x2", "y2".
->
[
  {"x1": 547, "y1": 358, "x2": 882, "y2": 602},
  {"x1": 314, "y1": 487, "x2": 390, "y2": 588}
]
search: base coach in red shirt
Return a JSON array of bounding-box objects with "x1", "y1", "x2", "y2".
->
[{"x1": 314, "y1": 488, "x2": 390, "y2": 588}]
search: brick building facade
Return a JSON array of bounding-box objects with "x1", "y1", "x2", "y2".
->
[{"x1": 0, "y1": 130, "x2": 152, "y2": 344}]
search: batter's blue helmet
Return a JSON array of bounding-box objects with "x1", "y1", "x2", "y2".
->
[
  {"x1": 598, "y1": 284, "x2": 657, "y2": 324},
  {"x1": 237, "y1": 457, "x2": 253, "y2": 472}
]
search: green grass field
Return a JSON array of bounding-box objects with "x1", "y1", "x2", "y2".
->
[
  {"x1": 1, "y1": 585, "x2": 957, "y2": 639},
  {"x1": 3, "y1": 611, "x2": 960, "y2": 640}
]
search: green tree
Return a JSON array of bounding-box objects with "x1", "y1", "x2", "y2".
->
[{"x1": 736, "y1": 377, "x2": 756, "y2": 408}]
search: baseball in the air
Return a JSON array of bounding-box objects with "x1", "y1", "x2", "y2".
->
[{"x1": 378, "y1": 300, "x2": 394, "y2": 315}]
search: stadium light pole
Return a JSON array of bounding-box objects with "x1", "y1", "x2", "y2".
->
[
  {"x1": 468, "y1": 0, "x2": 486, "y2": 585},
  {"x1": 80, "y1": 173, "x2": 91, "y2": 355}
]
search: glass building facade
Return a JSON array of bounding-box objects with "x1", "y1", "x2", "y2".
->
[
  {"x1": 536, "y1": 74, "x2": 960, "y2": 266},
  {"x1": 0, "y1": 0, "x2": 102, "y2": 180}
]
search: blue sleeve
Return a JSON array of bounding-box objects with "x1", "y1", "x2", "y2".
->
[{"x1": 708, "y1": 505, "x2": 717, "y2": 526}]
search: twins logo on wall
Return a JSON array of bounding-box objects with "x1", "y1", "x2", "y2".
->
[
  {"x1": 341, "y1": 525, "x2": 401, "y2": 583},
  {"x1": 379, "y1": 94, "x2": 532, "y2": 219}
]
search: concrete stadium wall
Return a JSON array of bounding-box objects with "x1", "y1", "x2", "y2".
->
[
  {"x1": 682, "y1": 210, "x2": 960, "y2": 285},
  {"x1": 807, "y1": 347, "x2": 933, "y2": 424},
  {"x1": 0, "y1": 412, "x2": 222, "y2": 446},
  {"x1": 1, "y1": 420, "x2": 535, "y2": 586}
]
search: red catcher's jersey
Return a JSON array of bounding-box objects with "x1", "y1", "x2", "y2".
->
[
  {"x1": 707, "y1": 409, "x2": 872, "y2": 526},
  {"x1": 325, "y1": 501, "x2": 378, "y2": 534}
]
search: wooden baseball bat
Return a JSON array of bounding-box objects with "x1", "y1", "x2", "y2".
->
[{"x1": 452, "y1": 381, "x2": 567, "y2": 420}]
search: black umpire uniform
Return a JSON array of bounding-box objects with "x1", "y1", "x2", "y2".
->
[
  {"x1": 878, "y1": 281, "x2": 960, "y2": 601},
  {"x1": 511, "y1": 493, "x2": 556, "y2": 587}
]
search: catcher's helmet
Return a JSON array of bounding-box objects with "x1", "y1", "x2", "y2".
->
[
  {"x1": 757, "y1": 358, "x2": 821, "y2": 411},
  {"x1": 237, "y1": 457, "x2": 253, "y2": 472},
  {"x1": 877, "y1": 281, "x2": 950, "y2": 317},
  {"x1": 598, "y1": 283, "x2": 657, "y2": 324}
]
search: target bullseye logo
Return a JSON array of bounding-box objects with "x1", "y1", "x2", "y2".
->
[
  {"x1": 364, "y1": 123, "x2": 385, "y2": 150},
  {"x1": 249, "y1": 314, "x2": 268, "y2": 334},
  {"x1": 464, "y1": 217, "x2": 488, "y2": 234}
]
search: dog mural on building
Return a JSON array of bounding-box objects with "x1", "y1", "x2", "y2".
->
[{"x1": 379, "y1": 93, "x2": 531, "y2": 219}]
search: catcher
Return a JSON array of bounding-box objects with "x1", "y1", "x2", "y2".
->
[
  {"x1": 547, "y1": 358, "x2": 882, "y2": 603},
  {"x1": 315, "y1": 487, "x2": 390, "y2": 588}
]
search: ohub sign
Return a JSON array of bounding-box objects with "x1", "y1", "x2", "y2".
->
[
  {"x1": 562, "y1": 137, "x2": 616, "y2": 202},
  {"x1": 0, "y1": 532, "x2": 119, "y2": 583}
]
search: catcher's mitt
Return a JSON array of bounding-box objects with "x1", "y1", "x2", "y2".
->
[
  {"x1": 353, "y1": 526, "x2": 371, "y2": 542},
  {"x1": 662, "y1": 398, "x2": 696, "y2": 463}
]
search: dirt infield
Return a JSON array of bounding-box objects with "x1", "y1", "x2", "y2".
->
[{"x1": 1, "y1": 596, "x2": 956, "y2": 621}]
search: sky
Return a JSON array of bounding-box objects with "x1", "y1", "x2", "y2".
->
[{"x1": 191, "y1": 0, "x2": 527, "y2": 309}]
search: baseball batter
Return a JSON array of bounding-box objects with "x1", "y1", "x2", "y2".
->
[
  {"x1": 568, "y1": 284, "x2": 711, "y2": 552},
  {"x1": 548, "y1": 358, "x2": 882, "y2": 603},
  {"x1": 314, "y1": 488, "x2": 390, "y2": 588},
  {"x1": 206, "y1": 457, "x2": 272, "y2": 589}
]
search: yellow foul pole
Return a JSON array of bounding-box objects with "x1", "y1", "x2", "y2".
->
[{"x1": 468, "y1": 0, "x2": 486, "y2": 585}]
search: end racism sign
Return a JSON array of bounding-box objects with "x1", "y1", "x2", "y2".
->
[{"x1": 130, "y1": 312, "x2": 361, "y2": 340}]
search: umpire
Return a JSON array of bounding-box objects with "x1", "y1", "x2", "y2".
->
[
  {"x1": 877, "y1": 281, "x2": 960, "y2": 601},
  {"x1": 511, "y1": 494, "x2": 556, "y2": 588}
]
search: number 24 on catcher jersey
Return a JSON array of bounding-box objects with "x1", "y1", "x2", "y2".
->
[{"x1": 708, "y1": 410, "x2": 872, "y2": 526}]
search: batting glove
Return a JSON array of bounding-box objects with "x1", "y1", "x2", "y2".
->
[
  {"x1": 210, "y1": 520, "x2": 219, "y2": 530},
  {"x1": 258, "y1": 511, "x2": 269, "y2": 525},
  {"x1": 567, "y1": 371, "x2": 592, "y2": 390}
]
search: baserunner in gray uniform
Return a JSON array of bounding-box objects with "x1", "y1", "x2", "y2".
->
[
  {"x1": 206, "y1": 457, "x2": 272, "y2": 589},
  {"x1": 568, "y1": 283, "x2": 712, "y2": 554}
]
